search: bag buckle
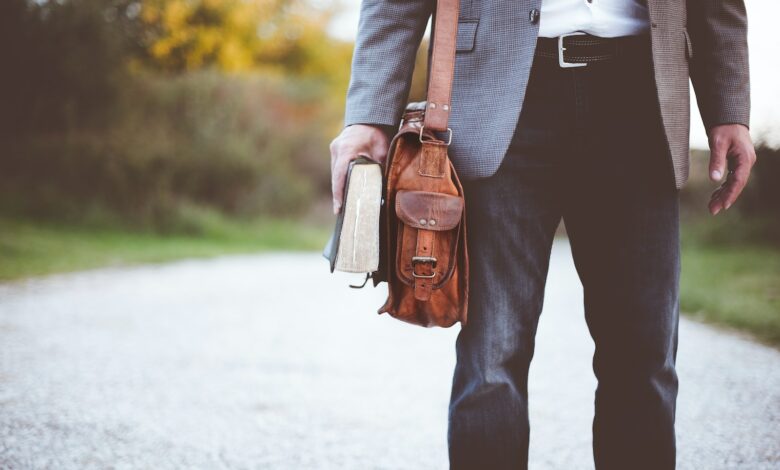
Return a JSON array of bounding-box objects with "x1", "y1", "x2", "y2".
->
[
  {"x1": 419, "y1": 125, "x2": 453, "y2": 145},
  {"x1": 412, "y1": 256, "x2": 437, "y2": 268},
  {"x1": 558, "y1": 32, "x2": 588, "y2": 68},
  {"x1": 412, "y1": 271, "x2": 437, "y2": 279},
  {"x1": 411, "y1": 256, "x2": 437, "y2": 278}
]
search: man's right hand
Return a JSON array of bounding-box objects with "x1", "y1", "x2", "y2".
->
[{"x1": 329, "y1": 124, "x2": 391, "y2": 214}]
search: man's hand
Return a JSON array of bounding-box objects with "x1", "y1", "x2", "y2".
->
[
  {"x1": 706, "y1": 123, "x2": 756, "y2": 216},
  {"x1": 329, "y1": 124, "x2": 391, "y2": 214}
]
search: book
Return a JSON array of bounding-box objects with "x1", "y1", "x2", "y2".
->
[{"x1": 322, "y1": 156, "x2": 383, "y2": 274}]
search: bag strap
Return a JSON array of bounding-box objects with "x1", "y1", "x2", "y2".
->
[{"x1": 423, "y1": 0, "x2": 460, "y2": 132}]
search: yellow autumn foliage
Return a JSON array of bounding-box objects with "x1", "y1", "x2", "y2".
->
[{"x1": 137, "y1": 0, "x2": 350, "y2": 78}]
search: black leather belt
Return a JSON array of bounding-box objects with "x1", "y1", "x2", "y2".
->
[{"x1": 535, "y1": 32, "x2": 650, "y2": 68}]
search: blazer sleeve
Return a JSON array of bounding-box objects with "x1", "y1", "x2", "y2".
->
[
  {"x1": 343, "y1": 0, "x2": 435, "y2": 129},
  {"x1": 687, "y1": 0, "x2": 751, "y2": 131}
]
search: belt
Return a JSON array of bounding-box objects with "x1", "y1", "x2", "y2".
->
[{"x1": 535, "y1": 32, "x2": 650, "y2": 68}]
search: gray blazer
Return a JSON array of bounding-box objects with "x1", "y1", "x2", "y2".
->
[{"x1": 343, "y1": 0, "x2": 750, "y2": 189}]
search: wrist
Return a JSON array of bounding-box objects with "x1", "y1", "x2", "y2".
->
[{"x1": 707, "y1": 122, "x2": 749, "y2": 135}]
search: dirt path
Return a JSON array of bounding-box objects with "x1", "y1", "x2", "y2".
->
[{"x1": 1, "y1": 240, "x2": 778, "y2": 469}]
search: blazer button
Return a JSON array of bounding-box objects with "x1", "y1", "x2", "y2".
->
[{"x1": 529, "y1": 8, "x2": 540, "y2": 25}]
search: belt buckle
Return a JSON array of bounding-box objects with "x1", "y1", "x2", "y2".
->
[{"x1": 558, "y1": 32, "x2": 588, "y2": 68}]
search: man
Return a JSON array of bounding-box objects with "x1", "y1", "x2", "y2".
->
[{"x1": 329, "y1": 0, "x2": 755, "y2": 468}]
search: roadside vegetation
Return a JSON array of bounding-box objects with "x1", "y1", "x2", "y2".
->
[
  {"x1": 0, "y1": 215, "x2": 330, "y2": 281},
  {"x1": 680, "y1": 241, "x2": 779, "y2": 347},
  {"x1": 679, "y1": 150, "x2": 779, "y2": 347},
  {"x1": 0, "y1": 1, "x2": 776, "y2": 347}
]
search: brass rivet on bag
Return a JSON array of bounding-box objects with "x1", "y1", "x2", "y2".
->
[
  {"x1": 419, "y1": 218, "x2": 427, "y2": 225},
  {"x1": 429, "y1": 219, "x2": 436, "y2": 226}
]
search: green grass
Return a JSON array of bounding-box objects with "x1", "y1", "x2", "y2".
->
[
  {"x1": 681, "y1": 241, "x2": 780, "y2": 348},
  {"x1": 0, "y1": 215, "x2": 330, "y2": 281},
  {"x1": 2, "y1": 214, "x2": 778, "y2": 348}
]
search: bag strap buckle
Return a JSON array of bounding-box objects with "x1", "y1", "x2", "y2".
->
[
  {"x1": 412, "y1": 256, "x2": 437, "y2": 279},
  {"x1": 419, "y1": 125, "x2": 453, "y2": 146}
]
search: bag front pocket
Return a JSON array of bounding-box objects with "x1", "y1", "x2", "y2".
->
[{"x1": 394, "y1": 189, "x2": 464, "y2": 288}]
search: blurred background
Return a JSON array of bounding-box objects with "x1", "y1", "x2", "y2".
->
[
  {"x1": 0, "y1": 1, "x2": 778, "y2": 468},
  {"x1": 0, "y1": 0, "x2": 777, "y2": 344}
]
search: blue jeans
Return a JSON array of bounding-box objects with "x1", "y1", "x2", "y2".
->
[{"x1": 447, "y1": 36, "x2": 680, "y2": 470}]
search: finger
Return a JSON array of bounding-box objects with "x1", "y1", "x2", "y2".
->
[
  {"x1": 708, "y1": 171, "x2": 735, "y2": 211},
  {"x1": 331, "y1": 157, "x2": 347, "y2": 214},
  {"x1": 331, "y1": 165, "x2": 346, "y2": 214},
  {"x1": 329, "y1": 141, "x2": 341, "y2": 213},
  {"x1": 709, "y1": 164, "x2": 744, "y2": 215},
  {"x1": 719, "y1": 162, "x2": 750, "y2": 210},
  {"x1": 332, "y1": 149, "x2": 372, "y2": 214},
  {"x1": 709, "y1": 185, "x2": 725, "y2": 203},
  {"x1": 367, "y1": 145, "x2": 387, "y2": 165},
  {"x1": 708, "y1": 186, "x2": 727, "y2": 215},
  {"x1": 708, "y1": 201, "x2": 722, "y2": 216},
  {"x1": 329, "y1": 138, "x2": 339, "y2": 172},
  {"x1": 708, "y1": 134, "x2": 728, "y2": 181},
  {"x1": 371, "y1": 134, "x2": 391, "y2": 164},
  {"x1": 720, "y1": 147, "x2": 752, "y2": 203}
]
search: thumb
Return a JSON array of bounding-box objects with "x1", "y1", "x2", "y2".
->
[{"x1": 709, "y1": 134, "x2": 728, "y2": 182}]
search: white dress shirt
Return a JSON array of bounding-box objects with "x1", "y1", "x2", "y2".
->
[{"x1": 538, "y1": 0, "x2": 651, "y2": 38}]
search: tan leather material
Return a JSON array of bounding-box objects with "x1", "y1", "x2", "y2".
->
[
  {"x1": 412, "y1": 229, "x2": 435, "y2": 301},
  {"x1": 418, "y1": 142, "x2": 448, "y2": 178},
  {"x1": 394, "y1": 191, "x2": 460, "y2": 288},
  {"x1": 423, "y1": 0, "x2": 459, "y2": 131},
  {"x1": 395, "y1": 190, "x2": 464, "y2": 231},
  {"x1": 376, "y1": 101, "x2": 469, "y2": 328}
]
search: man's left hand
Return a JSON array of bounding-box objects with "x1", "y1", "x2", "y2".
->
[{"x1": 706, "y1": 123, "x2": 757, "y2": 216}]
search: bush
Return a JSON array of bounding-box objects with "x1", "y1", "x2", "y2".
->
[
  {"x1": 0, "y1": 0, "x2": 137, "y2": 136},
  {"x1": 0, "y1": 0, "x2": 345, "y2": 233},
  {"x1": 0, "y1": 72, "x2": 335, "y2": 230}
]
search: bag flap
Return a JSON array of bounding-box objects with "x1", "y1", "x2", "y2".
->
[{"x1": 395, "y1": 189, "x2": 463, "y2": 231}]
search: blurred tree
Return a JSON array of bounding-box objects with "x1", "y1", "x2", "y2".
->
[
  {"x1": 135, "y1": 0, "x2": 348, "y2": 77},
  {"x1": 0, "y1": 0, "x2": 138, "y2": 135},
  {"x1": 134, "y1": 0, "x2": 354, "y2": 121},
  {"x1": 0, "y1": 0, "x2": 357, "y2": 225}
]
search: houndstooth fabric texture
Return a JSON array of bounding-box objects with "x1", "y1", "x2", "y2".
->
[{"x1": 343, "y1": 0, "x2": 750, "y2": 189}]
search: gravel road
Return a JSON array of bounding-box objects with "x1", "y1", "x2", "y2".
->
[{"x1": 1, "y1": 239, "x2": 778, "y2": 469}]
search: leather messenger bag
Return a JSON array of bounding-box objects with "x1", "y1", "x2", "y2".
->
[{"x1": 368, "y1": 0, "x2": 469, "y2": 328}]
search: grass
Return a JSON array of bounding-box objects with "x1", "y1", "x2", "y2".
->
[
  {"x1": 2, "y1": 214, "x2": 778, "y2": 348},
  {"x1": 0, "y1": 215, "x2": 330, "y2": 281},
  {"x1": 680, "y1": 240, "x2": 780, "y2": 348}
]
